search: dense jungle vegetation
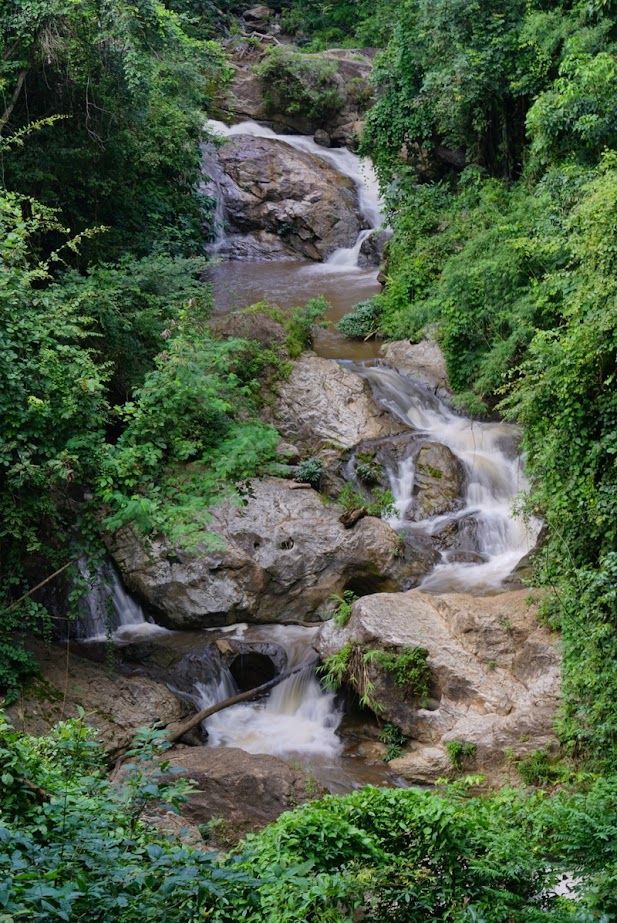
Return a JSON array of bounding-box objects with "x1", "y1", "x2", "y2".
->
[{"x1": 2, "y1": 0, "x2": 617, "y2": 919}]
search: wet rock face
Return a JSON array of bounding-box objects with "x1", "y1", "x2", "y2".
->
[
  {"x1": 315, "y1": 588, "x2": 561, "y2": 783},
  {"x1": 212, "y1": 135, "x2": 366, "y2": 261},
  {"x1": 407, "y1": 442, "x2": 466, "y2": 521},
  {"x1": 108, "y1": 477, "x2": 416, "y2": 629},
  {"x1": 272, "y1": 355, "x2": 406, "y2": 452}
]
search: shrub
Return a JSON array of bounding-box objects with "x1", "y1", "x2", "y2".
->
[
  {"x1": 446, "y1": 740, "x2": 478, "y2": 770},
  {"x1": 254, "y1": 46, "x2": 343, "y2": 122},
  {"x1": 337, "y1": 298, "x2": 384, "y2": 339},
  {"x1": 295, "y1": 456, "x2": 324, "y2": 488}
]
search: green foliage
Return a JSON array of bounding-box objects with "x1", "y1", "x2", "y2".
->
[
  {"x1": 295, "y1": 456, "x2": 324, "y2": 488},
  {"x1": 1, "y1": 0, "x2": 232, "y2": 262},
  {"x1": 285, "y1": 295, "x2": 330, "y2": 357},
  {"x1": 366, "y1": 646, "x2": 431, "y2": 701},
  {"x1": 3, "y1": 713, "x2": 617, "y2": 921},
  {"x1": 320, "y1": 644, "x2": 429, "y2": 715},
  {"x1": 254, "y1": 46, "x2": 343, "y2": 122},
  {"x1": 337, "y1": 298, "x2": 384, "y2": 339},
  {"x1": 99, "y1": 302, "x2": 283, "y2": 543},
  {"x1": 0, "y1": 714, "x2": 250, "y2": 922},
  {"x1": 513, "y1": 749, "x2": 565, "y2": 787},
  {"x1": 378, "y1": 723, "x2": 408, "y2": 762},
  {"x1": 446, "y1": 740, "x2": 478, "y2": 771},
  {"x1": 279, "y1": 0, "x2": 400, "y2": 48},
  {"x1": 56, "y1": 254, "x2": 211, "y2": 400},
  {"x1": 330, "y1": 590, "x2": 359, "y2": 627},
  {"x1": 338, "y1": 483, "x2": 396, "y2": 519},
  {"x1": 225, "y1": 781, "x2": 617, "y2": 921}
]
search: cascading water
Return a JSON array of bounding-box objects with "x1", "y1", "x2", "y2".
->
[
  {"x1": 193, "y1": 624, "x2": 343, "y2": 761},
  {"x1": 203, "y1": 119, "x2": 385, "y2": 358},
  {"x1": 207, "y1": 118, "x2": 383, "y2": 233},
  {"x1": 161, "y1": 116, "x2": 542, "y2": 785},
  {"x1": 77, "y1": 560, "x2": 171, "y2": 642},
  {"x1": 356, "y1": 364, "x2": 542, "y2": 594}
]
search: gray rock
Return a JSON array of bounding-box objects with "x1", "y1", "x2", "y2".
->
[
  {"x1": 315, "y1": 588, "x2": 560, "y2": 782},
  {"x1": 273, "y1": 355, "x2": 406, "y2": 452},
  {"x1": 407, "y1": 442, "x2": 465, "y2": 521},
  {"x1": 108, "y1": 477, "x2": 415, "y2": 629},
  {"x1": 381, "y1": 338, "x2": 450, "y2": 397},
  {"x1": 242, "y1": 5, "x2": 273, "y2": 25},
  {"x1": 212, "y1": 135, "x2": 366, "y2": 261},
  {"x1": 313, "y1": 128, "x2": 331, "y2": 147},
  {"x1": 358, "y1": 230, "x2": 390, "y2": 268}
]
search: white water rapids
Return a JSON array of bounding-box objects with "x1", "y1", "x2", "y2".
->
[
  {"x1": 358, "y1": 365, "x2": 542, "y2": 594},
  {"x1": 193, "y1": 625, "x2": 343, "y2": 761}
]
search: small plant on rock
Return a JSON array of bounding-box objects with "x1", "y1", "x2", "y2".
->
[
  {"x1": 379, "y1": 723, "x2": 408, "y2": 762},
  {"x1": 295, "y1": 456, "x2": 324, "y2": 488},
  {"x1": 446, "y1": 740, "x2": 477, "y2": 770},
  {"x1": 330, "y1": 590, "x2": 359, "y2": 626},
  {"x1": 337, "y1": 298, "x2": 383, "y2": 339},
  {"x1": 365, "y1": 646, "x2": 431, "y2": 702},
  {"x1": 355, "y1": 455, "x2": 383, "y2": 485}
]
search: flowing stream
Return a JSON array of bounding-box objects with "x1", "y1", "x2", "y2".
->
[{"x1": 79, "y1": 121, "x2": 541, "y2": 790}]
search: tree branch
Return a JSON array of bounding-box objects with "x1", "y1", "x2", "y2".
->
[
  {"x1": 165, "y1": 657, "x2": 320, "y2": 743},
  {"x1": 0, "y1": 68, "x2": 28, "y2": 135}
]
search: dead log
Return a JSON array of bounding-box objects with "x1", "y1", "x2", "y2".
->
[
  {"x1": 339, "y1": 507, "x2": 367, "y2": 529},
  {"x1": 166, "y1": 656, "x2": 320, "y2": 744}
]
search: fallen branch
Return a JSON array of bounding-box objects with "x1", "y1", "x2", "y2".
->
[
  {"x1": 3, "y1": 555, "x2": 83, "y2": 614},
  {"x1": 166, "y1": 656, "x2": 320, "y2": 744}
]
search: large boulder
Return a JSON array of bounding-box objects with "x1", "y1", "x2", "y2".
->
[
  {"x1": 6, "y1": 641, "x2": 189, "y2": 761},
  {"x1": 381, "y1": 338, "x2": 450, "y2": 398},
  {"x1": 161, "y1": 747, "x2": 322, "y2": 848},
  {"x1": 211, "y1": 134, "x2": 366, "y2": 261},
  {"x1": 407, "y1": 441, "x2": 465, "y2": 521},
  {"x1": 315, "y1": 589, "x2": 561, "y2": 783},
  {"x1": 108, "y1": 477, "x2": 414, "y2": 629},
  {"x1": 272, "y1": 355, "x2": 405, "y2": 452},
  {"x1": 220, "y1": 48, "x2": 375, "y2": 147}
]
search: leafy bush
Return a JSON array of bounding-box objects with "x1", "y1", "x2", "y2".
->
[
  {"x1": 3, "y1": 713, "x2": 617, "y2": 921},
  {"x1": 254, "y1": 46, "x2": 343, "y2": 122},
  {"x1": 285, "y1": 295, "x2": 331, "y2": 357},
  {"x1": 337, "y1": 298, "x2": 384, "y2": 339},
  {"x1": 446, "y1": 740, "x2": 478, "y2": 770},
  {"x1": 295, "y1": 456, "x2": 324, "y2": 488},
  {"x1": 378, "y1": 723, "x2": 408, "y2": 762}
]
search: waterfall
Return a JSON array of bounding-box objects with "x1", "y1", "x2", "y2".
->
[
  {"x1": 200, "y1": 142, "x2": 229, "y2": 254},
  {"x1": 356, "y1": 364, "x2": 542, "y2": 594},
  {"x1": 206, "y1": 118, "x2": 383, "y2": 271},
  {"x1": 192, "y1": 624, "x2": 343, "y2": 761},
  {"x1": 76, "y1": 560, "x2": 170, "y2": 641}
]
